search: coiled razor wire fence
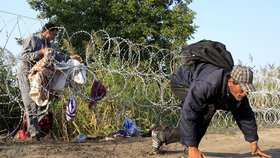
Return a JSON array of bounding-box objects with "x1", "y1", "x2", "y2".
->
[{"x1": 0, "y1": 13, "x2": 280, "y2": 138}]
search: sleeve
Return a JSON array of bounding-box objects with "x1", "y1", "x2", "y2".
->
[
  {"x1": 231, "y1": 97, "x2": 259, "y2": 142},
  {"x1": 180, "y1": 80, "x2": 216, "y2": 146},
  {"x1": 20, "y1": 36, "x2": 44, "y2": 62}
]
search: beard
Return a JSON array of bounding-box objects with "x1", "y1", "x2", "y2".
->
[{"x1": 235, "y1": 95, "x2": 244, "y2": 101}]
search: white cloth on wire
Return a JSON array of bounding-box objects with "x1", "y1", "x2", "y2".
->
[{"x1": 29, "y1": 50, "x2": 86, "y2": 106}]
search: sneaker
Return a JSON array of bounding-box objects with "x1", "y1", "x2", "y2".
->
[
  {"x1": 13, "y1": 130, "x2": 33, "y2": 141},
  {"x1": 151, "y1": 130, "x2": 166, "y2": 154},
  {"x1": 18, "y1": 130, "x2": 29, "y2": 140}
]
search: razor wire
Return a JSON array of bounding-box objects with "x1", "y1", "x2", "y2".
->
[{"x1": 1, "y1": 14, "x2": 280, "y2": 138}]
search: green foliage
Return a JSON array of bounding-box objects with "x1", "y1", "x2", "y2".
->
[
  {"x1": 44, "y1": 35, "x2": 181, "y2": 139},
  {"x1": 28, "y1": 0, "x2": 197, "y2": 52},
  {"x1": 49, "y1": 60, "x2": 177, "y2": 139},
  {"x1": 48, "y1": 38, "x2": 280, "y2": 138},
  {"x1": 0, "y1": 48, "x2": 21, "y2": 136}
]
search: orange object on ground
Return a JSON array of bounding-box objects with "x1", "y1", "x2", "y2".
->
[{"x1": 18, "y1": 130, "x2": 28, "y2": 140}]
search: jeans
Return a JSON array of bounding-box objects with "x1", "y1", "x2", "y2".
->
[{"x1": 167, "y1": 70, "x2": 216, "y2": 147}]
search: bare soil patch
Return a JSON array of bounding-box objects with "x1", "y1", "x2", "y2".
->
[{"x1": 0, "y1": 127, "x2": 279, "y2": 158}]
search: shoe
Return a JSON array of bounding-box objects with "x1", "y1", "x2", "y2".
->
[
  {"x1": 18, "y1": 130, "x2": 28, "y2": 140},
  {"x1": 151, "y1": 130, "x2": 166, "y2": 154},
  {"x1": 14, "y1": 129, "x2": 30, "y2": 140},
  {"x1": 27, "y1": 127, "x2": 46, "y2": 141},
  {"x1": 13, "y1": 130, "x2": 34, "y2": 142}
]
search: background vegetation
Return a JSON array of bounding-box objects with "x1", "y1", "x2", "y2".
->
[
  {"x1": 0, "y1": 0, "x2": 279, "y2": 140},
  {"x1": 1, "y1": 32, "x2": 279, "y2": 140}
]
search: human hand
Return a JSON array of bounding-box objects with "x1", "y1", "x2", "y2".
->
[
  {"x1": 42, "y1": 47, "x2": 54, "y2": 58},
  {"x1": 188, "y1": 147, "x2": 206, "y2": 158},
  {"x1": 71, "y1": 55, "x2": 83, "y2": 63},
  {"x1": 251, "y1": 141, "x2": 272, "y2": 158},
  {"x1": 41, "y1": 45, "x2": 47, "y2": 56}
]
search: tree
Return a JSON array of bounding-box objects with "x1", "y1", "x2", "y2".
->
[{"x1": 28, "y1": 0, "x2": 197, "y2": 50}]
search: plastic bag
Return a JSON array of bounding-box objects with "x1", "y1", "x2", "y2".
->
[{"x1": 122, "y1": 116, "x2": 138, "y2": 136}]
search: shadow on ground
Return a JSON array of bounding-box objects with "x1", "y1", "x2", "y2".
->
[
  {"x1": 203, "y1": 148, "x2": 279, "y2": 157},
  {"x1": 160, "y1": 148, "x2": 279, "y2": 158}
]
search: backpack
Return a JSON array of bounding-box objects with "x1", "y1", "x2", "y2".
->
[{"x1": 180, "y1": 39, "x2": 234, "y2": 72}]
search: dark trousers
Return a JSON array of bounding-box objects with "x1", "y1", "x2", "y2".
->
[
  {"x1": 161, "y1": 106, "x2": 216, "y2": 146},
  {"x1": 180, "y1": 104, "x2": 216, "y2": 146},
  {"x1": 165, "y1": 67, "x2": 216, "y2": 146}
]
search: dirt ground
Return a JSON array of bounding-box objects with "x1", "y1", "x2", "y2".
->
[{"x1": 0, "y1": 127, "x2": 279, "y2": 158}]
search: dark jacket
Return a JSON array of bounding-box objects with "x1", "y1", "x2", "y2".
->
[{"x1": 173, "y1": 63, "x2": 258, "y2": 147}]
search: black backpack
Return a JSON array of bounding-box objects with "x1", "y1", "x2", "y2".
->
[{"x1": 180, "y1": 39, "x2": 234, "y2": 72}]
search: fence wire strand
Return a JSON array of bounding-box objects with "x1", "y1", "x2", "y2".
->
[{"x1": 1, "y1": 14, "x2": 280, "y2": 138}]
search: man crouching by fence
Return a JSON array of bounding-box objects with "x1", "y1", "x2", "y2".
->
[{"x1": 151, "y1": 40, "x2": 272, "y2": 158}]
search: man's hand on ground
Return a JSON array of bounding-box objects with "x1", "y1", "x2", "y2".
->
[
  {"x1": 188, "y1": 146, "x2": 206, "y2": 158},
  {"x1": 251, "y1": 141, "x2": 272, "y2": 158}
]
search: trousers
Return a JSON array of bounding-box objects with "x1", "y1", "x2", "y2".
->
[
  {"x1": 17, "y1": 74, "x2": 40, "y2": 137},
  {"x1": 164, "y1": 66, "x2": 216, "y2": 146}
]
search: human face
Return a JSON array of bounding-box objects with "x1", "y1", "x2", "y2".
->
[
  {"x1": 43, "y1": 30, "x2": 57, "y2": 41},
  {"x1": 228, "y1": 78, "x2": 249, "y2": 101},
  {"x1": 47, "y1": 30, "x2": 57, "y2": 41}
]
